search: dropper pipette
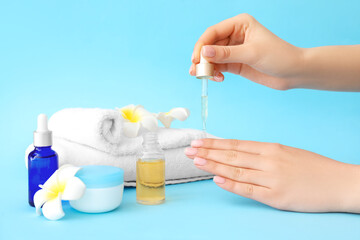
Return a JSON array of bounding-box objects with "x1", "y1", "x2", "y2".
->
[
  {"x1": 201, "y1": 79, "x2": 208, "y2": 131},
  {"x1": 196, "y1": 51, "x2": 214, "y2": 132}
]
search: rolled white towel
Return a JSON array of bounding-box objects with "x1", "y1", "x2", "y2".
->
[{"x1": 49, "y1": 108, "x2": 124, "y2": 154}]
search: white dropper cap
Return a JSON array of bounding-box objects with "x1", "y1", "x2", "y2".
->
[
  {"x1": 196, "y1": 49, "x2": 214, "y2": 79},
  {"x1": 33, "y1": 114, "x2": 53, "y2": 147}
]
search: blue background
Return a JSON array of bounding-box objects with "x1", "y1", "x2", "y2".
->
[{"x1": 1, "y1": 0, "x2": 360, "y2": 239}]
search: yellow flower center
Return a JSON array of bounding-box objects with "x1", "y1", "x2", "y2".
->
[
  {"x1": 45, "y1": 181, "x2": 66, "y2": 200},
  {"x1": 121, "y1": 108, "x2": 141, "y2": 123}
]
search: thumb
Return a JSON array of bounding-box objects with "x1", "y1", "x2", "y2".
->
[{"x1": 202, "y1": 45, "x2": 255, "y2": 64}]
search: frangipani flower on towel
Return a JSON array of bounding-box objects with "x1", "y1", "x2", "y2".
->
[
  {"x1": 117, "y1": 104, "x2": 158, "y2": 138},
  {"x1": 156, "y1": 108, "x2": 190, "y2": 128},
  {"x1": 34, "y1": 164, "x2": 86, "y2": 221}
]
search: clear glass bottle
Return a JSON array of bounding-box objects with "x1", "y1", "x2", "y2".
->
[{"x1": 136, "y1": 131, "x2": 165, "y2": 205}]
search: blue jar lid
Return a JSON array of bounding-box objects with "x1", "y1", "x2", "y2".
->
[{"x1": 76, "y1": 165, "x2": 124, "y2": 189}]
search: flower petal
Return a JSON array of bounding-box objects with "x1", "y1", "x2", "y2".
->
[
  {"x1": 157, "y1": 112, "x2": 174, "y2": 128},
  {"x1": 57, "y1": 165, "x2": 81, "y2": 183},
  {"x1": 134, "y1": 105, "x2": 145, "y2": 112},
  {"x1": 141, "y1": 114, "x2": 158, "y2": 131},
  {"x1": 33, "y1": 189, "x2": 51, "y2": 216},
  {"x1": 117, "y1": 104, "x2": 136, "y2": 121},
  {"x1": 118, "y1": 104, "x2": 136, "y2": 113},
  {"x1": 41, "y1": 169, "x2": 60, "y2": 190},
  {"x1": 118, "y1": 105, "x2": 145, "y2": 123},
  {"x1": 42, "y1": 194, "x2": 65, "y2": 221},
  {"x1": 168, "y1": 108, "x2": 190, "y2": 121},
  {"x1": 62, "y1": 177, "x2": 86, "y2": 201},
  {"x1": 122, "y1": 122, "x2": 141, "y2": 138}
]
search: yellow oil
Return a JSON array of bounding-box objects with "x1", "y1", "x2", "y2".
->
[{"x1": 136, "y1": 158, "x2": 165, "y2": 205}]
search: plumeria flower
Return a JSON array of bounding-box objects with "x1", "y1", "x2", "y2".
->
[
  {"x1": 117, "y1": 104, "x2": 158, "y2": 138},
  {"x1": 34, "y1": 164, "x2": 86, "y2": 221},
  {"x1": 156, "y1": 107, "x2": 190, "y2": 128}
]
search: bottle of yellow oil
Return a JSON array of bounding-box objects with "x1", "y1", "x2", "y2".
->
[{"x1": 136, "y1": 131, "x2": 165, "y2": 205}]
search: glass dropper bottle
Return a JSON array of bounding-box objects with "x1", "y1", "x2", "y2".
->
[
  {"x1": 196, "y1": 50, "x2": 214, "y2": 131},
  {"x1": 136, "y1": 130, "x2": 165, "y2": 205}
]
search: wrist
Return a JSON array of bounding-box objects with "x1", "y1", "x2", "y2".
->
[
  {"x1": 341, "y1": 164, "x2": 360, "y2": 213},
  {"x1": 286, "y1": 47, "x2": 307, "y2": 89}
]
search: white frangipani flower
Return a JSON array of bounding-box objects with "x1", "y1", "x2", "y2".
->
[
  {"x1": 117, "y1": 104, "x2": 158, "y2": 138},
  {"x1": 157, "y1": 108, "x2": 190, "y2": 128},
  {"x1": 34, "y1": 164, "x2": 86, "y2": 221}
]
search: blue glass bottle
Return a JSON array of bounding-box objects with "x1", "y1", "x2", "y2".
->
[
  {"x1": 28, "y1": 114, "x2": 59, "y2": 207},
  {"x1": 28, "y1": 146, "x2": 58, "y2": 207}
]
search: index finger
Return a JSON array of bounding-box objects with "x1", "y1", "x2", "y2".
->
[
  {"x1": 192, "y1": 17, "x2": 236, "y2": 64},
  {"x1": 192, "y1": 14, "x2": 250, "y2": 64},
  {"x1": 191, "y1": 138, "x2": 267, "y2": 154}
]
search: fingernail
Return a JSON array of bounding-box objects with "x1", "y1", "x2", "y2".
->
[
  {"x1": 189, "y1": 65, "x2": 194, "y2": 75},
  {"x1": 185, "y1": 148, "x2": 197, "y2": 155},
  {"x1": 202, "y1": 46, "x2": 216, "y2": 58},
  {"x1": 193, "y1": 157, "x2": 207, "y2": 166},
  {"x1": 213, "y1": 176, "x2": 226, "y2": 184},
  {"x1": 191, "y1": 140, "x2": 203, "y2": 147},
  {"x1": 214, "y1": 72, "x2": 223, "y2": 82},
  {"x1": 191, "y1": 52, "x2": 195, "y2": 62}
]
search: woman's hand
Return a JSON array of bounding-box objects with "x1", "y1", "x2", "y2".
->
[
  {"x1": 190, "y1": 13, "x2": 360, "y2": 91},
  {"x1": 185, "y1": 138, "x2": 360, "y2": 213},
  {"x1": 189, "y1": 13, "x2": 304, "y2": 90}
]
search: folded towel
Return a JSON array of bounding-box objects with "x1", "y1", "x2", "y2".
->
[
  {"x1": 25, "y1": 108, "x2": 218, "y2": 186},
  {"x1": 49, "y1": 108, "x2": 207, "y2": 155},
  {"x1": 25, "y1": 138, "x2": 214, "y2": 186}
]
